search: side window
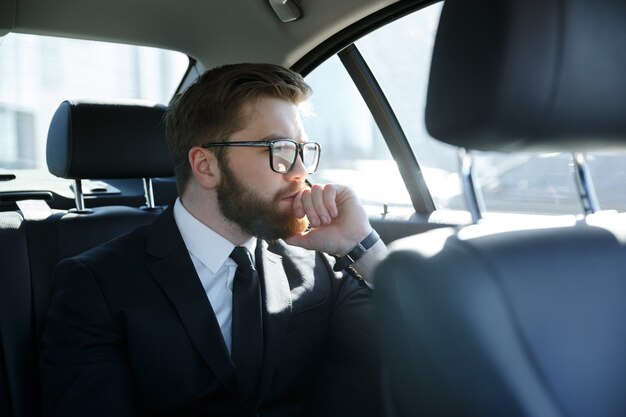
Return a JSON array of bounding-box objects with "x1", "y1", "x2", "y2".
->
[
  {"x1": 354, "y1": 3, "x2": 463, "y2": 211},
  {"x1": 304, "y1": 4, "x2": 448, "y2": 214},
  {"x1": 304, "y1": 3, "x2": 461, "y2": 213},
  {"x1": 0, "y1": 107, "x2": 36, "y2": 169},
  {"x1": 303, "y1": 56, "x2": 413, "y2": 212}
]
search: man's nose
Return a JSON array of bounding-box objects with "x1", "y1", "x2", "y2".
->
[{"x1": 285, "y1": 153, "x2": 309, "y2": 181}]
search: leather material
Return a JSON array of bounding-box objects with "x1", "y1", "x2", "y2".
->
[
  {"x1": 376, "y1": 216, "x2": 626, "y2": 417},
  {"x1": 0, "y1": 213, "x2": 35, "y2": 417},
  {"x1": 426, "y1": 0, "x2": 626, "y2": 151},
  {"x1": 46, "y1": 100, "x2": 174, "y2": 179}
]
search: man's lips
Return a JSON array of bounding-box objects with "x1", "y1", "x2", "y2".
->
[
  {"x1": 281, "y1": 185, "x2": 307, "y2": 202},
  {"x1": 282, "y1": 191, "x2": 299, "y2": 201}
]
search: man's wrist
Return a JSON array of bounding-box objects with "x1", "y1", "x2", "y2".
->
[{"x1": 333, "y1": 229, "x2": 380, "y2": 272}]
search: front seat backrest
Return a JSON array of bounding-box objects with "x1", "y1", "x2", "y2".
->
[{"x1": 375, "y1": 0, "x2": 626, "y2": 416}]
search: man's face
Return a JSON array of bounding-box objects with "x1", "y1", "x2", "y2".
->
[{"x1": 215, "y1": 97, "x2": 311, "y2": 241}]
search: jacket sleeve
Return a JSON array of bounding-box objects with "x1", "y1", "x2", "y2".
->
[
  {"x1": 304, "y1": 253, "x2": 380, "y2": 417},
  {"x1": 328, "y1": 263, "x2": 379, "y2": 371},
  {"x1": 39, "y1": 258, "x2": 135, "y2": 417}
]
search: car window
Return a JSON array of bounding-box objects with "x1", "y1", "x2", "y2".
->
[
  {"x1": 355, "y1": 2, "x2": 463, "y2": 211},
  {"x1": 472, "y1": 152, "x2": 581, "y2": 215},
  {"x1": 303, "y1": 3, "x2": 461, "y2": 212},
  {"x1": 0, "y1": 33, "x2": 189, "y2": 171},
  {"x1": 303, "y1": 5, "x2": 445, "y2": 214},
  {"x1": 303, "y1": 56, "x2": 413, "y2": 211}
]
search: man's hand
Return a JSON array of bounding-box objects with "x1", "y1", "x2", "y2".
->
[
  {"x1": 285, "y1": 183, "x2": 388, "y2": 282},
  {"x1": 285, "y1": 183, "x2": 371, "y2": 254}
]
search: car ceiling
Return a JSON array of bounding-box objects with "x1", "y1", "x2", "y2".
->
[{"x1": 0, "y1": 0, "x2": 401, "y2": 69}]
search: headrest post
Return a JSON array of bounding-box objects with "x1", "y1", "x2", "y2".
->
[
  {"x1": 572, "y1": 153, "x2": 599, "y2": 215},
  {"x1": 143, "y1": 178, "x2": 156, "y2": 209},
  {"x1": 458, "y1": 148, "x2": 482, "y2": 223},
  {"x1": 72, "y1": 179, "x2": 88, "y2": 213}
]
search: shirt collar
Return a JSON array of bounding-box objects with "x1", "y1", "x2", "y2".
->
[{"x1": 173, "y1": 198, "x2": 257, "y2": 273}]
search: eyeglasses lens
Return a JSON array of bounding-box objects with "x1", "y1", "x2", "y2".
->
[
  {"x1": 272, "y1": 141, "x2": 297, "y2": 173},
  {"x1": 302, "y1": 143, "x2": 320, "y2": 173},
  {"x1": 271, "y1": 140, "x2": 320, "y2": 174}
]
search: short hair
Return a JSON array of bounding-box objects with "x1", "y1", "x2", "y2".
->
[{"x1": 164, "y1": 63, "x2": 312, "y2": 195}]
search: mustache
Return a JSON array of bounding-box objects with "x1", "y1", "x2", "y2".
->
[{"x1": 277, "y1": 182, "x2": 310, "y2": 200}]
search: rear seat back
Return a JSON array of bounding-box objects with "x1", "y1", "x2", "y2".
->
[
  {"x1": 0, "y1": 100, "x2": 175, "y2": 417},
  {"x1": 0, "y1": 212, "x2": 34, "y2": 417}
]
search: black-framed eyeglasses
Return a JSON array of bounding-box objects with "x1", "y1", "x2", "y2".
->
[{"x1": 202, "y1": 139, "x2": 321, "y2": 174}]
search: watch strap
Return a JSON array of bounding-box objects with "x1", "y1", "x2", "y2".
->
[{"x1": 333, "y1": 229, "x2": 380, "y2": 272}]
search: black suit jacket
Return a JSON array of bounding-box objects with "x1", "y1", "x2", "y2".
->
[{"x1": 40, "y1": 207, "x2": 378, "y2": 417}]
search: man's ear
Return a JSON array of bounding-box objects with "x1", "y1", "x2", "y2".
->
[{"x1": 188, "y1": 146, "x2": 220, "y2": 189}]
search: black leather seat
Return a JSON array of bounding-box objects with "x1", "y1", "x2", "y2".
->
[
  {"x1": 376, "y1": 0, "x2": 626, "y2": 416},
  {"x1": 0, "y1": 101, "x2": 175, "y2": 417},
  {"x1": 0, "y1": 212, "x2": 34, "y2": 417}
]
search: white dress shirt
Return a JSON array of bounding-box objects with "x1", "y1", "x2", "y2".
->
[{"x1": 173, "y1": 198, "x2": 257, "y2": 354}]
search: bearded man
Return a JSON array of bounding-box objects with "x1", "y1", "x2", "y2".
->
[{"x1": 40, "y1": 63, "x2": 387, "y2": 417}]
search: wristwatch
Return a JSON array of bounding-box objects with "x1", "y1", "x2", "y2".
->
[{"x1": 333, "y1": 229, "x2": 380, "y2": 272}]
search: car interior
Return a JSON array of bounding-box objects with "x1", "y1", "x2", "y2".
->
[{"x1": 1, "y1": 0, "x2": 625, "y2": 416}]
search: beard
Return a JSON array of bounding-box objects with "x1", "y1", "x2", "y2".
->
[{"x1": 216, "y1": 161, "x2": 309, "y2": 241}]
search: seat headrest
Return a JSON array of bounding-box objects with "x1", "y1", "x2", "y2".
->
[
  {"x1": 46, "y1": 100, "x2": 174, "y2": 179},
  {"x1": 426, "y1": 0, "x2": 626, "y2": 152}
]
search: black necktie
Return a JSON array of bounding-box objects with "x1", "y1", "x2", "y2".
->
[{"x1": 230, "y1": 246, "x2": 263, "y2": 402}]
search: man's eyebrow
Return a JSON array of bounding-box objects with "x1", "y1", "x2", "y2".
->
[
  {"x1": 258, "y1": 132, "x2": 305, "y2": 141},
  {"x1": 258, "y1": 134, "x2": 285, "y2": 141}
]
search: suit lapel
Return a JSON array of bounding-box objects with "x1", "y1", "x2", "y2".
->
[
  {"x1": 255, "y1": 241, "x2": 292, "y2": 403},
  {"x1": 145, "y1": 207, "x2": 238, "y2": 398}
]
